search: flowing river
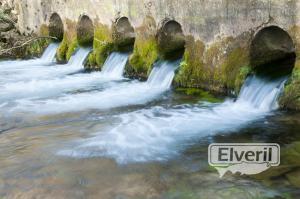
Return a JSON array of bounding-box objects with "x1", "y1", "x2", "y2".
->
[{"x1": 0, "y1": 44, "x2": 299, "y2": 198}]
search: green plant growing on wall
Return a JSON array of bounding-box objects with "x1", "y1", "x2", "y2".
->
[
  {"x1": 220, "y1": 47, "x2": 250, "y2": 92},
  {"x1": 56, "y1": 32, "x2": 78, "y2": 63},
  {"x1": 85, "y1": 24, "x2": 115, "y2": 70},
  {"x1": 128, "y1": 36, "x2": 158, "y2": 78},
  {"x1": 175, "y1": 36, "x2": 208, "y2": 88},
  {"x1": 280, "y1": 61, "x2": 300, "y2": 110}
]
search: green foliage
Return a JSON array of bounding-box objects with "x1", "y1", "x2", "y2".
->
[
  {"x1": 24, "y1": 38, "x2": 50, "y2": 58},
  {"x1": 128, "y1": 37, "x2": 158, "y2": 77}
]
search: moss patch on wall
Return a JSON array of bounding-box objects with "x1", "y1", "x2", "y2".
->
[
  {"x1": 175, "y1": 88, "x2": 223, "y2": 103},
  {"x1": 127, "y1": 37, "x2": 158, "y2": 79},
  {"x1": 280, "y1": 61, "x2": 300, "y2": 110},
  {"x1": 174, "y1": 35, "x2": 251, "y2": 95},
  {"x1": 125, "y1": 16, "x2": 158, "y2": 80},
  {"x1": 56, "y1": 19, "x2": 78, "y2": 63},
  {"x1": 85, "y1": 23, "x2": 115, "y2": 71},
  {"x1": 56, "y1": 32, "x2": 78, "y2": 63}
]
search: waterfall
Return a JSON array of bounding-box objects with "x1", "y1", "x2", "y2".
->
[
  {"x1": 236, "y1": 76, "x2": 287, "y2": 111},
  {"x1": 147, "y1": 60, "x2": 180, "y2": 89},
  {"x1": 0, "y1": 43, "x2": 59, "y2": 68},
  {"x1": 39, "y1": 43, "x2": 60, "y2": 63},
  {"x1": 101, "y1": 52, "x2": 129, "y2": 78},
  {"x1": 0, "y1": 48, "x2": 91, "y2": 84},
  {"x1": 9, "y1": 59, "x2": 180, "y2": 114},
  {"x1": 65, "y1": 48, "x2": 91, "y2": 68},
  {"x1": 58, "y1": 75, "x2": 288, "y2": 164},
  {"x1": 0, "y1": 49, "x2": 131, "y2": 103}
]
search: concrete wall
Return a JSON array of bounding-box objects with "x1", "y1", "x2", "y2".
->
[{"x1": 11, "y1": 0, "x2": 300, "y2": 46}]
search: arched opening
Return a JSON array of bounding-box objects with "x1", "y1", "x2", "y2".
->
[
  {"x1": 250, "y1": 26, "x2": 296, "y2": 77},
  {"x1": 48, "y1": 13, "x2": 64, "y2": 41},
  {"x1": 113, "y1": 17, "x2": 135, "y2": 51},
  {"x1": 157, "y1": 19, "x2": 185, "y2": 59},
  {"x1": 77, "y1": 15, "x2": 94, "y2": 46}
]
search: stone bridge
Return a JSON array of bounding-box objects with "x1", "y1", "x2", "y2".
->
[{"x1": 4, "y1": 0, "x2": 300, "y2": 109}]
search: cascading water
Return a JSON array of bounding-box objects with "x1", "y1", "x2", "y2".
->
[
  {"x1": 0, "y1": 51, "x2": 128, "y2": 102},
  {"x1": 58, "y1": 75, "x2": 287, "y2": 164},
  {"x1": 0, "y1": 48, "x2": 91, "y2": 84},
  {"x1": 0, "y1": 43, "x2": 59, "y2": 69},
  {"x1": 9, "y1": 59, "x2": 180, "y2": 114},
  {"x1": 101, "y1": 52, "x2": 129, "y2": 78}
]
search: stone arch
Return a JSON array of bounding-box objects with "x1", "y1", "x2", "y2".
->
[
  {"x1": 250, "y1": 26, "x2": 296, "y2": 76},
  {"x1": 76, "y1": 15, "x2": 94, "y2": 46},
  {"x1": 112, "y1": 17, "x2": 135, "y2": 50},
  {"x1": 157, "y1": 19, "x2": 185, "y2": 59},
  {"x1": 48, "y1": 12, "x2": 64, "y2": 41}
]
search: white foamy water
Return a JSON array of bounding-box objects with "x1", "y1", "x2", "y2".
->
[
  {"x1": 9, "y1": 59, "x2": 180, "y2": 114},
  {"x1": 59, "y1": 76, "x2": 287, "y2": 163},
  {"x1": 0, "y1": 48, "x2": 91, "y2": 83},
  {"x1": 0, "y1": 43, "x2": 59, "y2": 69},
  {"x1": 0, "y1": 51, "x2": 129, "y2": 102},
  {"x1": 101, "y1": 52, "x2": 129, "y2": 78}
]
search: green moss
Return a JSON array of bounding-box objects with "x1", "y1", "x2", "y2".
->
[
  {"x1": 127, "y1": 36, "x2": 158, "y2": 78},
  {"x1": 220, "y1": 47, "x2": 250, "y2": 91},
  {"x1": 176, "y1": 88, "x2": 223, "y2": 103},
  {"x1": 85, "y1": 24, "x2": 115, "y2": 70},
  {"x1": 56, "y1": 34, "x2": 69, "y2": 62},
  {"x1": 66, "y1": 38, "x2": 78, "y2": 60},
  {"x1": 280, "y1": 63, "x2": 300, "y2": 110},
  {"x1": 56, "y1": 32, "x2": 78, "y2": 63},
  {"x1": 235, "y1": 66, "x2": 252, "y2": 91},
  {"x1": 175, "y1": 35, "x2": 251, "y2": 95},
  {"x1": 175, "y1": 37, "x2": 205, "y2": 85}
]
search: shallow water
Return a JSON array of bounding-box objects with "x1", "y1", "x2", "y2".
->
[
  {"x1": 0, "y1": 49, "x2": 299, "y2": 198},
  {"x1": 1, "y1": 92, "x2": 299, "y2": 198}
]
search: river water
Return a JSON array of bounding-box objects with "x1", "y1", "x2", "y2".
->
[{"x1": 0, "y1": 45, "x2": 299, "y2": 198}]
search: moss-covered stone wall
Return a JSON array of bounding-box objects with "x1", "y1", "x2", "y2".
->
[
  {"x1": 56, "y1": 19, "x2": 78, "y2": 63},
  {"x1": 175, "y1": 33, "x2": 252, "y2": 94},
  {"x1": 125, "y1": 16, "x2": 158, "y2": 80}
]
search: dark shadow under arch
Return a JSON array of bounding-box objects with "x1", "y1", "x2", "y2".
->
[
  {"x1": 250, "y1": 26, "x2": 296, "y2": 77},
  {"x1": 113, "y1": 17, "x2": 135, "y2": 51},
  {"x1": 48, "y1": 13, "x2": 64, "y2": 41},
  {"x1": 77, "y1": 15, "x2": 94, "y2": 46},
  {"x1": 157, "y1": 19, "x2": 185, "y2": 59}
]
